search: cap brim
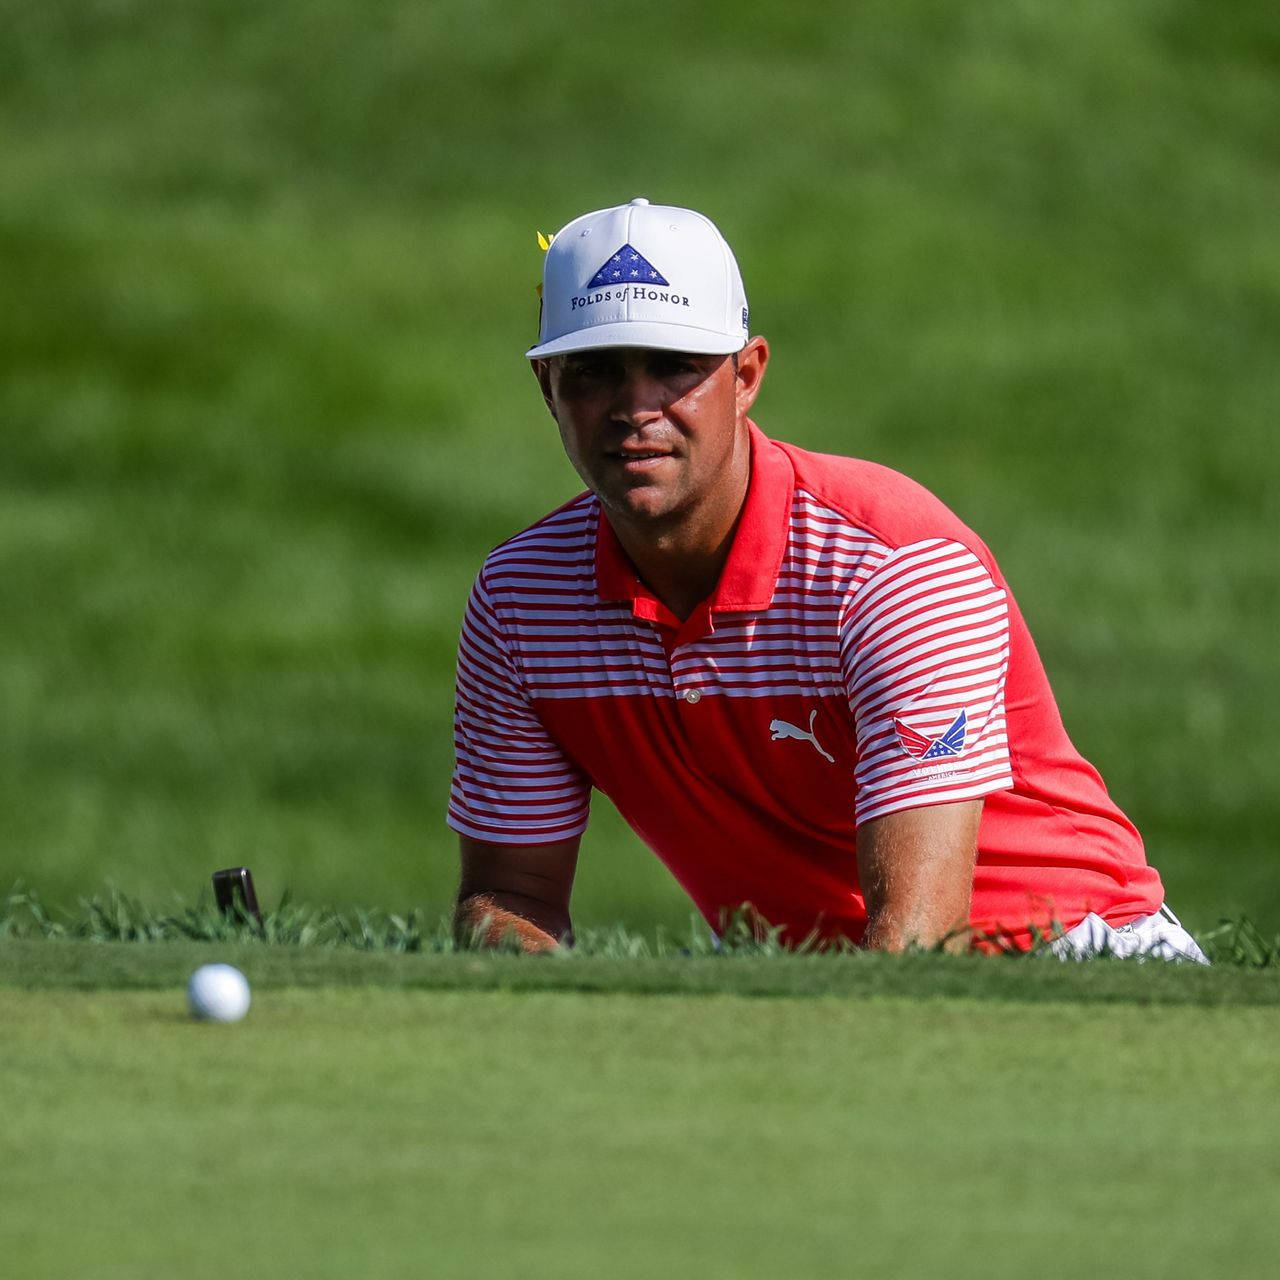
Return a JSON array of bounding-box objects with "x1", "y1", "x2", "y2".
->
[{"x1": 526, "y1": 322, "x2": 745, "y2": 360}]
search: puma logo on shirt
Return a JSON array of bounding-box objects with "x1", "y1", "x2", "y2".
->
[{"x1": 769, "y1": 709, "x2": 835, "y2": 764}]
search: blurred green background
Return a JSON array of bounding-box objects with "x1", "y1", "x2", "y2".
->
[{"x1": 2, "y1": 0, "x2": 1276, "y2": 932}]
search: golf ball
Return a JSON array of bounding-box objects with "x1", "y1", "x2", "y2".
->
[{"x1": 187, "y1": 963, "x2": 251, "y2": 1022}]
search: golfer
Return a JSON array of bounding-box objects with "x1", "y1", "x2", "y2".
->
[{"x1": 448, "y1": 197, "x2": 1205, "y2": 961}]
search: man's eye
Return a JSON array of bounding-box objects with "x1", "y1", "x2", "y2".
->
[{"x1": 652, "y1": 357, "x2": 697, "y2": 377}]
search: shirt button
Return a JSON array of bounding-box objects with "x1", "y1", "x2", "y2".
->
[{"x1": 683, "y1": 688, "x2": 702, "y2": 704}]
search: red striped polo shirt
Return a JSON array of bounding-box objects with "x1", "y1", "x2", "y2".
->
[{"x1": 448, "y1": 422, "x2": 1164, "y2": 946}]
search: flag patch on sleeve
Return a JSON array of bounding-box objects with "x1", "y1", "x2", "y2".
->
[{"x1": 894, "y1": 709, "x2": 967, "y2": 760}]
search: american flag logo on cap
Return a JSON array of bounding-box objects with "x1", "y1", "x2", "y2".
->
[
  {"x1": 586, "y1": 244, "x2": 670, "y2": 288},
  {"x1": 894, "y1": 710, "x2": 968, "y2": 761}
]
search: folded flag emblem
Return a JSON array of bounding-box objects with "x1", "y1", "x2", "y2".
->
[
  {"x1": 586, "y1": 244, "x2": 670, "y2": 288},
  {"x1": 894, "y1": 709, "x2": 967, "y2": 761}
]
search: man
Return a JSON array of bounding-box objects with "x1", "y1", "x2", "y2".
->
[{"x1": 448, "y1": 197, "x2": 1205, "y2": 961}]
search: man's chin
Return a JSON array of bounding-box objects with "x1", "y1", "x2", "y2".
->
[{"x1": 599, "y1": 482, "x2": 684, "y2": 526}]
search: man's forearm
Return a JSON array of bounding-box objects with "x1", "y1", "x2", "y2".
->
[
  {"x1": 857, "y1": 800, "x2": 983, "y2": 955},
  {"x1": 453, "y1": 891, "x2": 569, "y2": 954},
  {"x1": 862, "y1": 904, "x2": 969, "y2": 954}
]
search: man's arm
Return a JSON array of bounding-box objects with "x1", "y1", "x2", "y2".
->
[
  {"x1": 454, "y1": 835, "x2": 581, "y2": 953},
  {"x1": 856, "y1": 799, "x2": 984, "y2": 953}
]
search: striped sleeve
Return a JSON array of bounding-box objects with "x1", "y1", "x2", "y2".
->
[
  {"x1": 840, "y1": 538, "x2": 1013, "y2": 825},
  {"x1": 447, "y1": 571, "x2": 591, "y2": 844}
]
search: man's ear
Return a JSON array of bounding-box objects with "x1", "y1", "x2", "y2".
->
[
  {"x1": 531, "y1": 359, "x2": 557, "y2": 417},
  {"x1": 733, "y1": 336, "x2": 770, "y2": 418}
]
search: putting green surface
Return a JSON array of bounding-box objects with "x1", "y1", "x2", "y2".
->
[
  {"x1": 4, "y1": 935, "x2": 1280, "y2": 1004},
  {"x1": 5, "y1": 978, "x2": 1280, "y2": 1278}
]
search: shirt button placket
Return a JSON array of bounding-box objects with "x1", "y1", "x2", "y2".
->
[{"x1": 684, "y1": 688, "x2": 701, "y2": 705}]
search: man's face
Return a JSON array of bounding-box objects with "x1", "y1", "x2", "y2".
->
[{"x1": 533, "y1": 339, "x2": 768, "y2": 530}]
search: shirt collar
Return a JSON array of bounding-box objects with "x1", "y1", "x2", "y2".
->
[{"x1": 594, "y1": 420, "x2": 794, "y2": 620}]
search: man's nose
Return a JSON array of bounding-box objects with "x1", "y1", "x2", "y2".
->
[{"x1": 608, "y1": 368, "x2": 666, "y2": 425}]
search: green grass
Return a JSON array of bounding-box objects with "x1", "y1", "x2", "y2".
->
[
  {"x1": 2, "y1": 0, "x2": 1277, "y2": 934},
  {"x1": 6, "y1": 935, "x2": 1280, "y2": 1006},
  {"x1": 5, "y1": 885, "x2": 1280, "y2": 970},
  {"x1": 4, "y1": 983, "x2": 1280, "y2": 1278},
  {"x1": 4, "y1": 9, "x2": 1277, "y2": 1274}
]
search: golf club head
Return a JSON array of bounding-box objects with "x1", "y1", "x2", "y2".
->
[{"x1": 212, "y1": 866, "x2": 262, "y2": 924}]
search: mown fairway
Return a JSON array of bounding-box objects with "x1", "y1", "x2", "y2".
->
[
  {"x1": 4, "y1": 944, "x2": 1280, "y2": 1280},
  {"x1": 2, "y1": 0, "x2": 1278, "y2": 932}
]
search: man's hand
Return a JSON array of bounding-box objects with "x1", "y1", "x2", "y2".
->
[
  {"x1": 454, "y1": 835, "x2": 581, "y2": 954},
  {"x1": 856, "y1": 799, "x2": 984, "y2": 953}
]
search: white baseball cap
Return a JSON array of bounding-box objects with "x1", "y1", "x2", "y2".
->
[{"x1": 526, "y1": 197, "x2": 750, "y2": 359}]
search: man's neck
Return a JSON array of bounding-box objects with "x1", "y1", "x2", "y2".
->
[{"x1": 608, "y1": 468, "x2": 751, "y2": 624}]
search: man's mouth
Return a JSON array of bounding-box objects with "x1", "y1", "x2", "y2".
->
[{"x1": 607, "y1": 446, "x2": 675, "y2": 471}]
